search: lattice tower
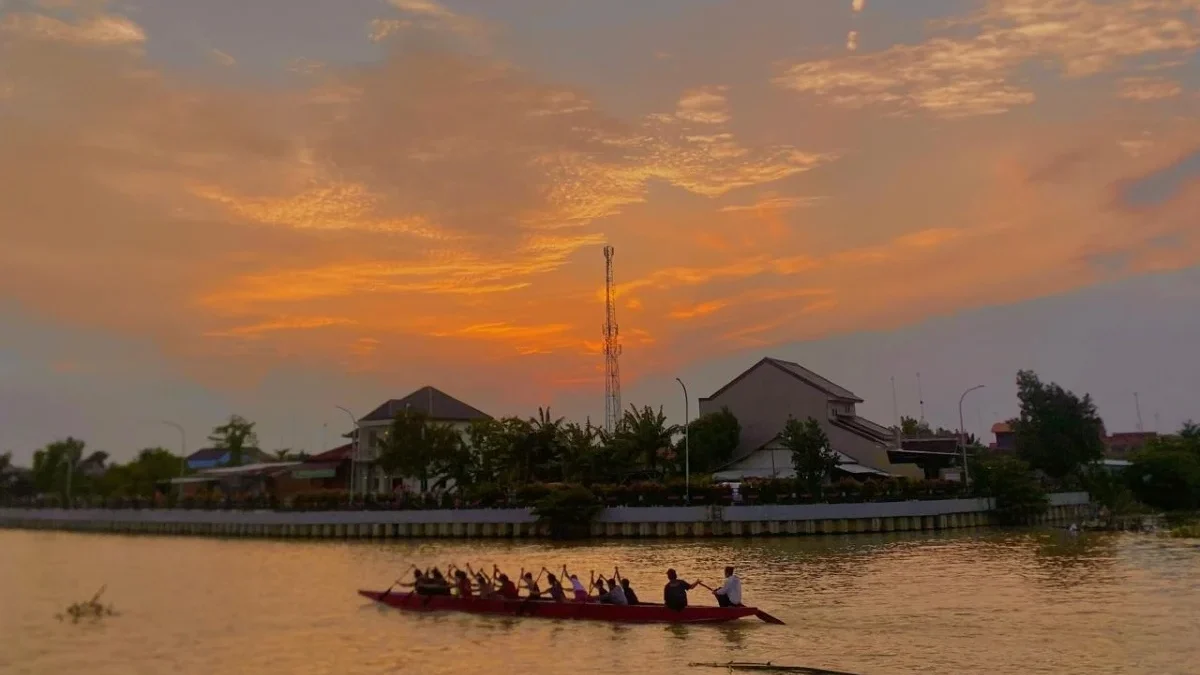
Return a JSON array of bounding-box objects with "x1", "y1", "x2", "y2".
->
[{"x1": 602, "y1": 245, "x2": 622, "y2": 433}]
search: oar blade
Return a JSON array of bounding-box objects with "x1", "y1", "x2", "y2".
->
[{"x1": 754, "y1": 609, "x2": 786, "y2": 625}]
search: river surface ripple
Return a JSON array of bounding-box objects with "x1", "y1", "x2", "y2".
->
[{"x1": 2, "y1": 528, "x2": 1198, "y2": 675}]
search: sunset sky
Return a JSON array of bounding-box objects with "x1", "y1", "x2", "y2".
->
[{"x1": 2, "y1": 0, "x2": 1198, "y2": 463}]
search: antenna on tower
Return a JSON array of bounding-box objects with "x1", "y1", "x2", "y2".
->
[
  {"x1": 916, "y1": 372, "x2": 926, "y2": 424},
  {"x1": 602, "y1": 245, "x2": 622, "y2": 433},
  {"x1": 890, "y1": 376, "x2": 901, "y2": 447},
  {"x1": 1134, "y1": 392, "x2": 1144, "y2": 432}
]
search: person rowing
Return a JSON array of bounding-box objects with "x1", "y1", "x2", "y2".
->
[
  {"x1": 493, "y1": 566, "x2": 520, "y2": 599},
  {"x1": 562, "y1": 565, "x2": 588, "y2": 601},
  {"x1": 452, "y1": 569, "x2": 474, "y2": 598},
  {"x1": 605, "y1": 577, "x2": 628, "y2": 605},
  {"x1": 712, "y1": 566, "x2": 742, "y2": 607},
  {"x1": 590, "y1": 572, "x2": 610, "y2": 602},
  {"x1": 519, "y1": 569, "x2": 542, "y2": 600},
  {"x1": 414, "y1": 567, "x2": 452, "y2": 596},
  {"x1": 543, "y1": 570, "x2": 567, "y2": 603},
  {"x1": 663, "y1": 568, "x2": 701, "y2": 611},
  {"x1": 614, "y1": 567, "x2": 639, "y2": 605},
  {"x1": 467, "y1": 564, "x2": 496, "y2": 598}
]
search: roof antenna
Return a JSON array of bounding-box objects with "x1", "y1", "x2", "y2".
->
[{"x1": 916, "y1": 372, "x2": 926, "y2": 425}]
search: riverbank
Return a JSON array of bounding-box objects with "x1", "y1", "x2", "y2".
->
[{"x1": 0, "y1": 492, "x2": 1089, "y2": 539}]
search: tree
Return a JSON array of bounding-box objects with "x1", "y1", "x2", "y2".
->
[
  {"x1": 1180, "y1": 419, "x2": 1200, "y2": 443},
  {"x1": 377, "y1": 410, "x2": 460, "y2": 492},
  {"x1": 32, "y1": 437, "x2": 86, "y2": 500},
  {"x1": 678, "y1": 407, "x2": 741, "y2": 474},
  {"x1": 610, "y1": 405, "x2": 678, "y2": 473},
  {"x1": 207, "y1": 415, "x2": 258, "y2": 467},
  {"x1": 780, "y1": 416, "x2": 839, "y2": 496},
  {"x1": 1126, "y1": 436, "x2": 1200, "y2": 511},
  {"x1": 95, "y1": 448, "x2": 184, "y2": 497},
  {"x1": 900, "y1": 416, "x2": 932, "y2": 437},
  {"x1": 559, "y1": 420, "x2": 602, "y2": 483},
  {"x1": 1013, "y1": 370, "x2": 1105, "y2": 480},
  {"x1": 971, "y1": 453, "x2": 1049, "y2": 524}
]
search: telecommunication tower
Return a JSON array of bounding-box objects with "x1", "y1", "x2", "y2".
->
[{"x1": 602, "y1": 245, "x2": 622, "y2": 433}]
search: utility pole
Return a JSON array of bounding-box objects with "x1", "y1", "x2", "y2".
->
[
  {"x1": 959, "y1": 385, "x2": 986, "y2": 484},
  {"x1": 1134, "y1": 392, "x2": 1144, "y2": 432},
  {"x1": 676, "y1": 378, "x2": 690, "y2": 503}
]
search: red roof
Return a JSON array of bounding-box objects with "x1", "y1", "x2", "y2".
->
[
  {"x1": 305, "y1": 443, "x2": 353, "y2": 463},
  {"x1": 991, "y1": 422, "x2": 1013, "y2": 434}
]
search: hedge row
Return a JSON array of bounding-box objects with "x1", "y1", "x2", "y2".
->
[{"x1": 2, "y1": 476, "x2": 970, "y2": 511}]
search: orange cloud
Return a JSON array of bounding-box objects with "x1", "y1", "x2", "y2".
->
[{"x1": 1, "y1": 0, "x2": 1199, "y2": 405}]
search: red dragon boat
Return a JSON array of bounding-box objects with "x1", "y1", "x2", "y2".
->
[{"x1": 358, "y1": 590, "x2": 785, "y2": 625}]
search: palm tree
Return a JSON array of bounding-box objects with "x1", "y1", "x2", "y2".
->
[
  {"x1": 208, "y1": 415, "x2": 258, "y2": 467},
  {"x1": 613, "y1": 405, "x2": 679, "y2": 472}
]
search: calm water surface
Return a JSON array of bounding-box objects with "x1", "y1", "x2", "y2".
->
[{"x1": 2, "y1": 528, "x2": 1198, "y2": 675}]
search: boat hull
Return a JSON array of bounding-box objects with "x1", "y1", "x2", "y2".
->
[{"x1": 358, "y1": 590, "x2": 761, "y2": 624}]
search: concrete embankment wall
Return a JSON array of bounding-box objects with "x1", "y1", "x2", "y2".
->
[{"x1": 0, "y1": 493, "x2": 1090, "y2": 539}]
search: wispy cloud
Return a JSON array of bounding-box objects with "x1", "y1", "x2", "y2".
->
[
  {"x1": 776, "y1": 0, "x2": 1200, "y2": 118},
  {"x1": 208, "y1": 49, "x2": 236, "y2": 67},
  {"x1": 1117, "y1": 76, "x2": 1182, "y2": 101},
  {"x1": 0, "y1": 11, "x2": 143, "y2": 46},
  {"x1": 675, "y1": 85, "x2": 731, "y2": 124}
]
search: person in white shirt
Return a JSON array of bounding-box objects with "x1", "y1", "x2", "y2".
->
[{"x1": 713, "y1": 566, "x2": 742, "y2": 607}]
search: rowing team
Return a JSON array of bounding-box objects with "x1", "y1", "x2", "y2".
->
[{"x1": 401, "y1": 564, "x2": 744, "y2": 611}]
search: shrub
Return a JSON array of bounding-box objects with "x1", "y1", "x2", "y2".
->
[
  {"x1": 514, "y1": 483, "x2": 552, "y2": 506},
  {"x1": 972, "y1": 455, "x2": 1048, "y2": 525},
  {"x1": 532, "y1": 485, "x2": 602, "y2": 539}
]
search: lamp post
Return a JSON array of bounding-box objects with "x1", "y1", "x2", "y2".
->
[
  {"x1": 675, "y1": 377, "x2": 690, "y2": 504},
  {"x1": 335, "y1": 406, "x2": 358, "y2": 498},
  {"x1": 161, "y1": 421, "x2": 187, "y2": 477},
  {"x1": 958, "y1": 385, "x2": 986, "y2": 484}
]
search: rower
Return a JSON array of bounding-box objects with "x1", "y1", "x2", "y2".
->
[
  {"x1": 453, "y1": 569, "x2": 474, "y2": 598},
  {"x1": 520, "y1": 570, "x2": 542, "y2": 599},
  {"x1": 591, "y1": 572, "x2": 611, "y2": 603},
  {"x1": 562, "y1": 566, "x2": 588, "y2": 601},
  {"x1": 663, "y1": 568, "x2": 701, "y2": 611},
  {"x1": 544, "y1": 571, "x2": 567, "y2": 603},
  {"x1": 467, "y1": 564, "x2": 495, "y2": 598},
  {"x1": 398, "y1": 569, "x2": 425, "y2": 592},
  {"x1": 606, "y1": 577, "x2": 628, "y2": 606},
  {"x1": 615, "y1": 567, "x2": 639, "y2": 605},
  {"x1": 712, "y1": 566, "x2": 742, "y2": 607},
  {"x1": 496, "y1": 573, "x2": 520, "y2": 599}
]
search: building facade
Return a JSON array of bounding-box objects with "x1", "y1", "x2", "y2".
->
[
  {"x1": 354, "y1": 386, "x2": 492, "y2": 494},
  {"x1": 700, "y1": 357, "x2": 923, "y2": 480}
]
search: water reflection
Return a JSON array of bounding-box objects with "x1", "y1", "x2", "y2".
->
[{"x1": 2, "y1": 529, "x2": 1198, "y2": 675}]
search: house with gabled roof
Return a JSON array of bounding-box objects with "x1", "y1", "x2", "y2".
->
[
  {"x1": 354, "y1": 386, "x2": 493, "y2": 494},
  {"x1": 700, "y1": 357, "x2": 923, "y2": 481}
]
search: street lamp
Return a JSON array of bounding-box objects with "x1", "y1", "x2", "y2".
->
[
  {"x1": 335, "y1": 406, "x2": 358, "y2": 498},
  {"x1": 675, "y1": 377, "x2": 690, "y2": 504},
  {"x1": 161, "y1": 421, "x2": 187, "y2": 477},
  {"x1": 958, "y1": 385, "x2": 986, "y2": 484}
]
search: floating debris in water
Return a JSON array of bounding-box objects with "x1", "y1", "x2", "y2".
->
[{"x1": 56, "y1": 585, "x2": 118, "y2": 623}]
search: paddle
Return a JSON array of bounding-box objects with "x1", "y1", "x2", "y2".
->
[
  {"x1": 697, "y1": 582, "x2": 785, "y2": 625},
  {"x1": 379, "y1": 564, "x2": 418, "y2": 601}
]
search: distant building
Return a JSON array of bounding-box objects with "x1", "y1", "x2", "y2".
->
[
  {"x1": 185, "y1": 447, "x2": 272, "y2": 471},
  {"x1": 991, "y1": 421, "x2": 1154, "y2": 459},
  {"x1": 273, "y1": 443, "x2": 353, "y2": 498},
  {"x1": 1104, "y1": 432, "x2": 1156, "y2": 459},
  {"x1": 701, "y1": 357, "x2": 923, "y2": 481},
  {"x1": 355, "y1": 386, "x2": 493, "y2": 494},
  {"x1": 990, "y1": 422, "x2": 1017, "y2": 451}
]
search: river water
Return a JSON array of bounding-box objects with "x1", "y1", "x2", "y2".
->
[{"x1": 1, "y1": 528, "x2": 1198, "y2": 675}]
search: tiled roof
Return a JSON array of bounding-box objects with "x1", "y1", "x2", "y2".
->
[
  {"x1": 186, "y1": 447, "x2": 228, "y2": 462},
  {"x1": 701, "y1": 357, "x2": 863, "y2": 403},
  {"x1": 360, "y1": 386, "x2": 492, "y2": 423},
  {"x1": 186, "y1": 447, "x2": 271, "y2": 462},
  {"x1": 305, "y1": 443, "x2": 353, "y2": 463},
  {"x1": 765, "y1": 358, "x2": 862, "y2": 401}
]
